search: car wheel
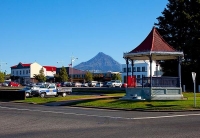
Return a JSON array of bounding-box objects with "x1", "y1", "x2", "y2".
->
[
  {"x1": 40, "y1": 93, "x2": 46, "y2": 98},
  {"x1": 62, "y1": 92, "x2": 67, "y2": 97},
  {"x1": 25, "y1": 92, "x2": 30, "y2": 97}
]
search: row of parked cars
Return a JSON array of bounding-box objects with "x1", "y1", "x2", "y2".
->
[
  {"x1": 20, "y1": 83, "x2": 72, "y2": 98},
  {"x1": 57, "y1": 80, "x2": 126, "y2": 88},
  {"x1": 1, "y1": 81, "x2": 20, "y2": 87}
]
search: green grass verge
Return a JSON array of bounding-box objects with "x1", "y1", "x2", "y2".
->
[
  {"x1": 16, "y1": 95, "x2": 100, "y2": 104},
  {"x1": 73, "y1": 92, "x2": 200, "y2": 110},
  {"x1": 13, "y1": 92, "x2": 200, "y2": 110}
]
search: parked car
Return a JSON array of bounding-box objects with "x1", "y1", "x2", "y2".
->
[
  {"x1": 81, "y1": 83, "x2": 88, "y2": 87},
  {"x1": 9, "y1": 82, "x2": 20, "y2": 87},
  {"x1": 121, "y1": 83, "x2": 127, "y2": 88},
  {"x1": 61, "y1": 82, "x2": 72, "y2": 87},
  {"x1": 95, "y1": 82, "x2": 103, "y2": 87},
  {"x1": 107, "y1": 80, "x2": 122, "y2": 88},
  {"x1": 2, "y1": 82, "x2": 9, "y2": 87},
  {"x1": 103, "y1": 81, "x2": 110, "y2": 87},
  {"x1": 88, "y1": 81, "x2": 98, "y2": 87},
  {"x1": 56, "y1": 82, "x2": 61, "y2": 87},
  {"x1": 72, "y1": 82, "x2": 82, "y2": 87},
  {"x1": 20, "y1": 86, "x2": 33, "y2": 97}
]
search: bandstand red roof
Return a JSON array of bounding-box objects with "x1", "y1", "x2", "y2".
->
[{"x1": 123, "y1": 27, "x2": 183, "y2": 60}]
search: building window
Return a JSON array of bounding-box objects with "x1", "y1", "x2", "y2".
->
[
  {"x1": 29, "y1": 70, "x2": 30, "y2": 73},
  {"x1": 137, "y1": 75, "x2": 140, "y2": 78},
  {"x1": 20, "y1": 71, "x2": 21, "y2": 75},
  {"x1": 12, "y1": 71, "x2": 14, "y2": 75},
  {"x1": 23, "y1": 70, "x2": 25, "y2": 74},
  {"x1": 16, "y1": 71, "x2": 18, "y2": 75},
  {"x1": 133, "y1": 67, "x2": 136, "y2": 72},
  {"x1": 137, "y1": 67, "x2": 140, "y2": 72},
  {"x1": 123, "y1": 68, "x2": 126, "y2": 72},
  {"x1": 128, "y1": 67, "x2": 131, "y2": 72},
  {"x1": 142, "y1": 67, "x2": 145, "y2": 72},
  {"x1": 26, "y1": 70, "x2": 28, "y2": 74}
]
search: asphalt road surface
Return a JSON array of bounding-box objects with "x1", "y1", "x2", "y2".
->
[{"x1": 0, "y1": 102, "x2": 200, "y2": 138}]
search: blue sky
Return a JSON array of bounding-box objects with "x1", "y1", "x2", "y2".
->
[{"x1": 0, "y1": 0, "x2": 168, "y2": 73}]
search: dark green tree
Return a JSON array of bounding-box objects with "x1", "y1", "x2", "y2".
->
[
  {"x1": 34, "y1": 68, "x2": 46, "y2": 82},
  {"x1": 59, "y1": 66, "x2": 68, "y2": 82},
  {"x1": 85, "y1": 71, "x2": 93, "y2": 82},
  {"x1": 0, "y1": 71, "x2": 5, "y2": 83},
  {"x1": 112, "y1": 73, "x2": 122, "y2": 81},
  {"x1": 54, "y1": 74, "x2": 61, "y2": 82},
  {"x1": 154, "y1": 0, "x2": 200, "y2": 89}
]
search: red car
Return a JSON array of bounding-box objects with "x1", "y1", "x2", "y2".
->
[
  {"x1": 121, "y1": 83, "x2": 127, "y2": 88},
  {"x1": 9, "y1": 82, "x2": 20, "y2": 87},
  {"x1": 56, "y1": 83, "x2": 61, "y2": 87}
]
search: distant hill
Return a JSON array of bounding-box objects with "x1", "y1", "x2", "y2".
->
[{"x1": 74, "y1": 52, "x2": 121, "y2": 72}]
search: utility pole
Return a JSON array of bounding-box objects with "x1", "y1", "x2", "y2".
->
[
  {"x1": 0, "y1": 61, "x2": 7, "y2": 72},
  {"x1": 71, "y1": 56, "x2": 78, "y2": 83}
]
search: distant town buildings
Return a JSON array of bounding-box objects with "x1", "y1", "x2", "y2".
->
[
  {"x1": 10, "y1": 62, "x2": 56, "y2": 84},
  {"x1": 9, "y1": 60, "x2": 163, "y2": 84}
]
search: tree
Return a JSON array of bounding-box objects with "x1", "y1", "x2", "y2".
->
[
  {"x1": 0, "y1": 71, "x2": 5, "y2": 83},
  {"x1": 54, "y1": 74, "x2": 61, "y2": 82},
  {"x1": 34, "y1": 68, "x2": 46, "y2": 82},
  {"x1": 154, "y1": 0, "x2": 200, "y2": 89},
  {"x1": 59, "y1": 66, "x2": 68, "y2": 82},
  {"x1": 112, "y1": 73, "x2": 122, "y2": 81},
  {"x1": 85, "y1": 71, "x2": 93, "y2": 82}
]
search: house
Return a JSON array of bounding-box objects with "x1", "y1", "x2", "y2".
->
[
  {"x1": 10, "y1": 62, "x2": 56, "y2": 84},
  {"x1": 121, "y1": 60, "x2": 163, "y2": 83}
]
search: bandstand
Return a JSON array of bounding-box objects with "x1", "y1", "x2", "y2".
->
[{"x1": 121, "y1": 27, "x2": 184, "y2": 100}]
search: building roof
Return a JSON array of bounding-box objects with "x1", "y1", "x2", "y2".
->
[
  {"x1": 130, "y1": 27, "x2": 177, "y2": 53},
  {"x1": 123, "y1": 27, "x2": 184, "y2": 60},
  {"x1": 43, "y1": 66, "x2": 56, "y2": 71},
  {"x1": 11, "y1": 62, "x2": 32, "y2": 68}
]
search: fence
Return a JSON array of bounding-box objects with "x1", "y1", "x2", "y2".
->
[{"x1": 137, "y1": 77, "x2": 180, "y2": 87}]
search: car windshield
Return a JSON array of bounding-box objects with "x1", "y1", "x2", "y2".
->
[
  {"x1": 49, "y1": 86, "x2": 55, "y2": 88},
  {"x1": 40, "y1": 85, "x2": 47, "y2": 88}
]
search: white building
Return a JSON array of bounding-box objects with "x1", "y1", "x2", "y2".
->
[
  {"x1": 121, "y1": 60, "x2": 163, "y2": 83},
  {"x1": 11, "y1": 62, "x2": 56, "y2": 83}
]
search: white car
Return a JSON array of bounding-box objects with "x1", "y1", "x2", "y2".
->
[
  {"x1": 72, "y1": 82, "x2": 82, "y2": 87},
  {"x1": 107, "y1": 80, "x2": 122, "y2": 88},
  {"x1": 81, "y1": 83, "x2": 88, "y2": 87},
  {"x1": 88, "y1": 81, "x2": 98, "y2": 87}
]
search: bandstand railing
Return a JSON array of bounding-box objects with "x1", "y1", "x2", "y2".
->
[{"x1": 137, "y1": 77, "x2": 180, "y2": 87}]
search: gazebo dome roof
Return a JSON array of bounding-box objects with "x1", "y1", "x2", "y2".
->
[{"x1": 124, "y1": 27, "x2": 183, "y2": 60}]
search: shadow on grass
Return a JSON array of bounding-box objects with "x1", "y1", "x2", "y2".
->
[
  {"x1": 145, "y1": 104, "x2": 177, "y2": 108},
  {"x1": 60, "y1": 99, "x2": 99, "y2": 106}
]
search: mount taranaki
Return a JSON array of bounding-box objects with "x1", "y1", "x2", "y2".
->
[{"x1": 74, "y1": 52, "x2": 121, "y2": 72}]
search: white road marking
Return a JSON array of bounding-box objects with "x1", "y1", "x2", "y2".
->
[{"x1": 1, "y1": 105, "x2": 200, "y2": 120}]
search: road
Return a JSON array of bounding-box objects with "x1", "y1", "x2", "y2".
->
[{"x1": 0, "y1": 102, "x2": 200, "y2": 138}]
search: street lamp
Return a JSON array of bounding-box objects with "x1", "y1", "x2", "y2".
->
[{"x1": 71, "y1": 57, "x2": 78, "y2": 83}]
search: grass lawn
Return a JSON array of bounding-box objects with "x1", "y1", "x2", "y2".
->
[
  {"x1": 16, "y1": 95, "x2": 101, "y2": 104},
  {"x1": 73, "y1": 92, "x2": 200, "y2": 110},
  {"x1": 15, "y1": 92, "x2": 200, "y2": 110}
]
